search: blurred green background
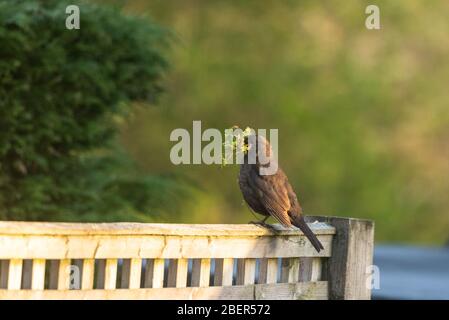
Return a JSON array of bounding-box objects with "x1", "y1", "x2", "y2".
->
[
  {"x1": 2, "y1": 0, "x2": 449, "y2": 245},
  {"x1": 118, "y1": 0, "x2": 449, "y2": 244}
]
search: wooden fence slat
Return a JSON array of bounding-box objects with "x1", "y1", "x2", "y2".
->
[
  {"x1": 48, "y1": 260, "x2": 59, "y2": 289},
  {"x1": 289, "y1": 258, "x2": 300, "y2": 283},
  {"x1": 128, "y1": 258, "x2": 142, "y2": 289},
  {"x1": 266, "y1": 258, "x2": 278, "y2": 284},
  {"x1": 31, "y1": 259, "x2": 46, "y2": 290},
  {"x1": 190, "y1": 259, "x2": 201, "y2": 287},
  {"x1": 0, "y1": 260, "x2": 10, "y2": 289},
  {"x1": 7, "y1": 259, "x2": 22, "y2": 290},
  {"x1": 121, "y1": 259, "x2": 131, "y2": 289},
  {"x1": 191, "y1": 258, "x2": 210, "y2": 287},
  {"x1": 167, "y1": 259, "x2": 177, "y2": 287},
  {"x1": 71, "y1": 259, "x2": 83, "y2": 290},
  {"x1": 199, "y1": 259, "x2": 211, "y2": 287},
  {"x1": 281, "y1": 258, "x2": 289, "y2": 283},
  {"x1": 237, "y1": 258, "x2": 256, "y2": 285},
  {"x1": 299, "y1": 257, "x2": 312, "y2": 282},
  {"x1": 176, "y1": 259, "x2": 188, "y2": 288},
  {"x1": 143, "y1": 259, "x2": 154, "y2": 288},
  {"x1": 258, "y1": 258, "x2": 267, "y2": 284},
  {"x1": 244, "y1": 259, "x2": 256, "y2": 285},
  {"x1": 258, "y1": 258, "x2": 278, "y2": 284},
  {"x1": 0, "y1": 282, "x2": 329, "y2": 300},
  {"x1": 57, "y1": 259, "x2": 71, "y2": 290},
  {"x1": 167, "y1": 259, "x2": 188, "y2": 288},
  {"x1": 236, "y1": 259, "x2": 245, "y2": 285},
  {"x1": 151, "y1": 259, "x2": 164, "y2": 289},
  {"x1": 311, "y1": 258, "x2": 322, "y2": 281},
  {"x1": 214, "y1": 258, "x2": 233, "y2": 286},
  {"x1": 21, "y1": 260, "x2": 32, "y2": 289},
  {"x1": 104, "y1": 259, "x2": 118, "y2": 290},
  {"x1": 281, "y1": 258, "x2": 299, "y2": 283},
  {"x1": 213, "y1": 259, "x2": 223, "y2": 286},
  {"x1": 82, "y1": 259, "x2": 94, "y2": 290},
  {"x1": 95, "y1": 259, "x2": 106, "y2": 289},
  {"x1": 121, "y1": 259, "x2": 142, "y2": 289}
]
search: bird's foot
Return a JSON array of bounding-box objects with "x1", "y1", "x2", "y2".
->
[{"x1": 248, "y1": 220, "x2": 276, "y2": 231}]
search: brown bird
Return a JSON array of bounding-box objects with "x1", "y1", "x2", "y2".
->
[{"x1": 237, "y1": 131, "x2": 324, "y2": 252}]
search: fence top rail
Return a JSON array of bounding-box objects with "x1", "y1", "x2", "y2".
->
[{"x1": 0, "y1": 221, "x2": 335, "y2": 236}]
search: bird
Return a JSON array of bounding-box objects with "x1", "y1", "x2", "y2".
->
[{"x1": 236, "y1": 129, "x2": 324, "y2": 252}]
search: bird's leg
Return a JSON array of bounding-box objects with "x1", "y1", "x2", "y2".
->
[{"x1": 248, "y1": 216, "x2": 276, "y2": 231}]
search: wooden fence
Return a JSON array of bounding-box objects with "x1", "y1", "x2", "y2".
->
[{"x1": 0, "y1": 216, "x2": 374, "y2": 300}]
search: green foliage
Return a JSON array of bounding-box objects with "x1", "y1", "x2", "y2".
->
[{"x1": 0, "y1": 0, "x2": 188, "y2": 221}]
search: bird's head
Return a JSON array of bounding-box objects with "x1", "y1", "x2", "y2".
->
[{"x1": 226, "y1": 126, "x2": 272, "y2": 159}]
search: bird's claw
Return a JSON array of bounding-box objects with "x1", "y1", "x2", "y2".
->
[{"x1": 248, "y1": 220, "x2": 276, "y2": 231}]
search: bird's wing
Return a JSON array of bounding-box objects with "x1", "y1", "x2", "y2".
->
[
  {"x1": 248, "y1": 168, "x2": 292, "y2": 226},
  {"x1": 285, "y1": 179, "x2": 303, "y2": 214}
]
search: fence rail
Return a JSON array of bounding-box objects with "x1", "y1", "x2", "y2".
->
[{"x1": 0, "y1": 216, "x2": 374, "y2": 300}]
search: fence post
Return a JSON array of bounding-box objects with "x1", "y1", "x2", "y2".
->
[{"x1": 307, "y1": 216, "x2": 374, "y2": 300}]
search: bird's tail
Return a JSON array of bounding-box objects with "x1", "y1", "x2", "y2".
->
[{"x1": 291, "y1": 215, "x2": 324, "y2": 252}]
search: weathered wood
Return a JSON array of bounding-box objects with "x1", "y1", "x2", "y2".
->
[
  {"x1": 236, "y1": 258, "x2": 256, "y2": 285},
  {"x1": 213, "y1": 258, "x2": 233, "y2": 286},
  {"x1": 236, "y1": 259, "x2": 245, "y2": 285},
  {"x1": 167, "y1": 259, "x2": 177, "y2": 287},
  {"x1": 48, "y1": 260, "x2": 59, "y2": 289},
  {"x1": 191, "y1": 258, "x2": 210, "y2": 287},
  {"x1": 281, "y1": 258, "x2": 290, "y2": 282},
  {"x1": 311, "y1": 258, "x2": 322, "y2": 281},
  {"x1": 120, "y1": 259, "x2": 142, "y2": 289},
  {"x1": 21, "y1": 259, "x2": 32, "y2": 289},
  {"x1": 121, "y1": 259, "x2": 131, "y2": 288},
  {"x1": 298, "y1": 257, "x2": 323, "y2": 282},
  {"x1": 95, "y1": 259, "x2": 106, "y2": 289},
  {"x1": 7, "y1": 259, "x2": 22, "y2": 290},
  {"x1": 255, "y1": 281, "x2": 328, "y2": 300},
  {"x1": 71, "y1": 259, "x2": 84, "y2": 290},
  {"x1": 31, "y1": 259, "x2": 46, "y2": 290},
  {"x1": 307, "y1": 216, "x2": 374, "y2": 300},
  {"x1": 281, "y1": 258, "x2": 300, "y2": 283},
  {"x1": 299, "y1": 257, "x2": 312, "y2": 282},
  {"x1": 0, "y1": 282, "x2": 328, "y2": 300},
  {"x1": 151, "y1": 258, "x2": 164, "y2": 289},
  {"x1": 143, "y1": 259, "x2": 154, "y2": 288},
  {"x1": 0, "y1": 260, "x2": 9, "y2": 289},
  {"x1": 58, "y1": 259, "x2": 71, "y2": 290},
  {"x1": 0, "y1": 218, "x2": 373, "y2": 300},
  {"x1": 104, "y1": 259, "x2": 118, "y2": 289},
  {"x1": 0, "y1": 234, "x2": 332, "y2": 259},
  {"x1": 191, "y1": 259, "x2": 200, "y2": 287},
  {"x1": 167, "y1": 259, "x2": 188, "y2": 288},
  {"x1": 258, "y1": 258, "x2": 267, "y2": 284},
  {"x1": 0, "y1": 222, "x2": 335, "y2": 236},
  {"x1": 258, "y1": 258, "x2": 278, "y2": 284},
  {"x1": 176, "y1": 259, "x2": 188, "y2": 288},
  {"x1": 267, "y1": 258, "x2": 279, "y2": 284},
  {"x1": 82, "y1": 259, "x2": 95, "y2": 290}
]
